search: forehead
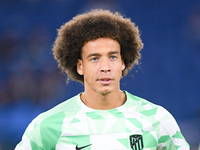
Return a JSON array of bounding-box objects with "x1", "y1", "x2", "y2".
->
[{"x1": 82, "y1": 38, "x2": 120, "y2": 54}]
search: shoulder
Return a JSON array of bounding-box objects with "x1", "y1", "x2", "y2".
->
[
  {"x1": 125, "y1": 91, "x2": 165, "y2": 114},
  {"x1": 20, "y1": 94, "x2": 82, "y2": 149},
  {"x1": 30, "y1": 94, "x2": 82, "y2": 134},
  {"x1": 34, "y1": 93, "x2": 81, "y2": 124},
  {"x1": 125, "y1": 91, "x2": 170, "y2": 114},
  {"x1": 124, "y1": 91, "x2": 178, "y2": 131},
  {"x1": 124, "y1": 91, "x2": 190, "y2": 149}
]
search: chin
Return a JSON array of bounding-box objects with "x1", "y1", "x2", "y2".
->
[{"x1": 98, "y1": 88, "x2": 114, "y2": 95}]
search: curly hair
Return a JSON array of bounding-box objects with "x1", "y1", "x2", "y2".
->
[{"x1": 52, "y1": 9, "x2": 143, "y2": 83}]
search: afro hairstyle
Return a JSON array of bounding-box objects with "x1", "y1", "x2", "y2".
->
[{"x1": 52, "y1": 9, "x2": 143, "y2": 83}]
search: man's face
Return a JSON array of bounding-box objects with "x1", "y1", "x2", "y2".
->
[{"x1": 77, "y1": 38, "x2": 125, "y2": 95}]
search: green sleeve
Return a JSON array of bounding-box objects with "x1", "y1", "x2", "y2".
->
[{"x1": 15, "y1": 111, "x2": 65, "y2": 150}]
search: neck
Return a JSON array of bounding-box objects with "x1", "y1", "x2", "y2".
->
[{"x1": 80, "y1": 90, "x2": 126, "y2": 110}]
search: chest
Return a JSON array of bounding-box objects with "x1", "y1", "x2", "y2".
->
[{"x1": 56, "y1": 109, "x2": 160, "y2": 150}]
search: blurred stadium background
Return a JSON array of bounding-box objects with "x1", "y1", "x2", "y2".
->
[{"x1": 0, "y1": 0, "x2": 200, "y2": 149}]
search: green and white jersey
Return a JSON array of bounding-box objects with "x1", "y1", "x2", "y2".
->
[{"x1": 15, "y1": 91, "x2": 189, "y2": 150}]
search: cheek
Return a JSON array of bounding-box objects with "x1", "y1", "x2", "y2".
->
[
  {"x1": 87, "y1": 64, "x2": 99, "y2": 74},
  {"x1": 114, "y1": 62, "x2": 124, "y2": 71},
  {"x1": 84, "y1": 66, "x2": 96, "y2": 78},
  {"x1": 114, "y1": 65, "x2": 124, "y2": 78}
]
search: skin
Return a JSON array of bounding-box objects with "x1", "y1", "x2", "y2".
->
[{"x1": 77, "y1": 38, "x2": 126, "y2": 110}]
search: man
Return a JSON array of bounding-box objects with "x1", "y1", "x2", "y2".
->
[{"x1": 15, "y1": 9, "x2": 189, "y2": 150}]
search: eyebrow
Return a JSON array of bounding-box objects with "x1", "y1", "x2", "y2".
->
[
  {"x1": 108, "y1": 51, "x2": 119, "y2": 55},
  {"x1": 86, "y1": 51, "x2": 120, "y2": 59},
  {"x1": 86, "y1": 53, "x2": 101, "y2": 59}
]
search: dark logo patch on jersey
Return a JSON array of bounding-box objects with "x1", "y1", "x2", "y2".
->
[
  {"x1": 129, "y1": 134, "x2": 144, "y2": 150},
  {"x1": 75, "y1": 144, "x2": 92, "y2": 150}
]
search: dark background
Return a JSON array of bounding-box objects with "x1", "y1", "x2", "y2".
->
[{"x1": 0, "y1": 0, "x2": 200, "y2": 149}]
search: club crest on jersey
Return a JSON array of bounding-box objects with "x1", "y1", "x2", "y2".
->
[{"x1": 129, "y1": 134, "x2": 144, "y2": 150}]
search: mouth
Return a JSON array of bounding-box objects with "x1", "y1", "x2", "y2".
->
[{"x1": 98, "y1": 78, "x2": 112, "y2": 85}]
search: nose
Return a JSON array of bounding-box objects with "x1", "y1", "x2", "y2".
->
[{"x1": 100, "y1": 58, "x2": 111, "y2": 73}]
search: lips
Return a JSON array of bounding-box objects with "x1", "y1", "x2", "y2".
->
[{"x1": 98, "y1": 78, "x2": 112, "y2": 85}]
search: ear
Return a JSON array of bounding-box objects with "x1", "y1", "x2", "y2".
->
[
  {"x1": 121, "y1": 59, "x2": 125, "y2": 71},
  {"x1": 77, "y1": 59, "x2": 83, "y2": 75}
]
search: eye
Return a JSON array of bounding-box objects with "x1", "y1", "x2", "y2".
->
[
  {"x1": 110, "y1": 56, "x2": 117, "y2": 60},
  {"x1": 91, "y1": 57, "x2": 98, "y2": 62}
]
